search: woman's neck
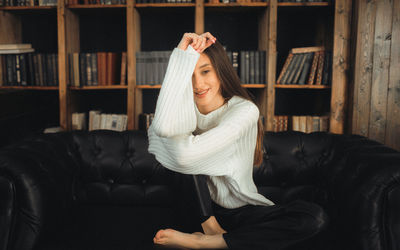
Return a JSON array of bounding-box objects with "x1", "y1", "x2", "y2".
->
[{"x1": 196, "y1": 96, "x2": 226, "y2": 115}]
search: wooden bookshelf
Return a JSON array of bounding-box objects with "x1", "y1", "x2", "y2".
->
[
  {"x1": 69, "y1": 86, "x2": 128, "y2": 90},
  {"x1": 67, "y1": 4, "x2": 126, "y2": 8},
  {"x1": 275, "y1": 84, "x2": 331, "y2": 89},
  {"x1": 135, "y1": 3, "x2": 196, "y2": 7},
  {"x1": 0, "y1": 86, "x2": 59, "y2": 90},
  {"x1": 0, "y1": 6, "x2": 57, "y2": 10},
  {"x1": 136, "y1": 84, "x2": 267, "y2": 89},
  {"x1": 277, "y1": 2, "x2": 331, "y2": 7},
  {"x1": 0, "y1": 0, "x2": 350, "y2": 134},
  {"x1": 204, "y1": 2, "x2": 268, "y2": 7}
]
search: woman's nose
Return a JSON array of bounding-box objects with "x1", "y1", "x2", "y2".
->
[{"x1": 192, "y1": 76, "x2": 205, "y2": 90}]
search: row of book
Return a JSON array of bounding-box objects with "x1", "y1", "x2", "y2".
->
[
  {"x1": 68, "y1": 52, "x2": 127, "y2": 87},
  {"x1": 278, "y1": 0, "x2": 332, "y2": 2},
  {"x1": 72, "y1": 110, "x2": 128, "y2": 131},
  {"x1": 277, "y1": 48, "x2": 332, "y2": 85},
  {"x1": 136, "y1": 51, "x2": 171, "y2": 86},
  {"x1": 136, "y1": 0, "x2": 194, "y2": 3},
  {"x1": 136, "y1": 50, "x2": 266, "y2": 85},
  {"x1": 0, "y1": 0, "x2": 57, "y2": 6},
  {"x1": 206, "y1": 0, "x2": 267, "y2": 3},
  {"x1": 227, "y1": 50, "x2": 266, "y2": 84},
  {"x1": 0, "y1": 53, "x2": 59, "y2": 86},
  {"x1": 67, "y1": 0, "x2": 125, "y2": 4},
  {"x1": 273, "y1": 115, "x2": 329, "y2": 132}
]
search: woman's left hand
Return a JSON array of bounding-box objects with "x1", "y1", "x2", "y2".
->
[{"x1": 192, "y1": 32, "x2": 217, "y2": 53}]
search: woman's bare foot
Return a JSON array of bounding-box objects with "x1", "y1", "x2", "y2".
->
[
  {"x1": 153, "y1": 229, "x2": 201, "y2": 249},
  {"x1": 153, "y1": 228, "x2": 227, "y2": 249}
]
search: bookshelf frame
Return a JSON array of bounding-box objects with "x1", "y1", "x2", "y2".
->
[{"x1": 0, "y1": 0, "x2": 350, "y2": 134}]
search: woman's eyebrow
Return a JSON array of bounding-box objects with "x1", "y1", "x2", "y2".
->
[{"x1": 199, "y1": 63, "x2": 210, "y2": 68}]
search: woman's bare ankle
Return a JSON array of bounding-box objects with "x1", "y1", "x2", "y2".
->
[{"x1": 201, "y1": 216, "x2": 227, "y2": 235}]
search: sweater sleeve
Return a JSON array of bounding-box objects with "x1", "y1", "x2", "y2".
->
[
  {"x1": 148, "y1": 101, "x2": 259, "y2": 176},
  {"x1": 150, "y1": 45, "x2": 200, "y2": 138}
]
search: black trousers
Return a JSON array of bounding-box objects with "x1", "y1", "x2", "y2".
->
[{"x1": 174, "y1": 173, "x2": 329, "y2": 250}]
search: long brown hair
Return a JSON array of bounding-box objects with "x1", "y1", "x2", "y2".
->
[{"x1": 203, "y1": 41, "x2": 264, "y2": 166}]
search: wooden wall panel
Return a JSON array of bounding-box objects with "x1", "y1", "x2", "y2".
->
[
  {"x1": 385, "y1": 0, "x2": 400, "y2": 150},
  {"x1": 351, "y1": 0, "x2": 400, "y2": 151},
  {"x1": 368, "y1": 0, "x2": 393, "y2": 142}
]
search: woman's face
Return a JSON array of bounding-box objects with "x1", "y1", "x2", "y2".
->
[{"x1": 192, "y1": 53, "x2": 225, "y2": 114}]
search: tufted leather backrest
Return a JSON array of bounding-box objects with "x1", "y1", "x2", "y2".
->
[
  {"x1": 70, "y1": 130, "x2": 176, "y2": 206},
  {"x1": 254, "y1": 131, "x2": 337, "y2": 187},
  {"x1": 68, "y1": 130, "x2": 341, "y2": 207}
]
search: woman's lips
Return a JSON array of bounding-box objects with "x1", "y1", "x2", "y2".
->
[{"x1": 194, "y1": 89, "x2": 210, "y2": 98}]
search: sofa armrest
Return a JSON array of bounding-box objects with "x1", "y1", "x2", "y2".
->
[
  {"x1": 326, "y1": 134, "x2": 400, "y2": 250},
  {"x1": 0, "y1": 133, "x2": 79, "y2": 250}
]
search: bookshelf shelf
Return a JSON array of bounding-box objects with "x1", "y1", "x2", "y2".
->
[
  {"x1": 0, "y1": 86, "x2": 59, "y2": 90},
  {"x1": 136, "y1": 84, "x2": 266, "y2": 89},
  {"x1": 66, "y1": 4, "x2": 126, "y2": 9},
  {"x1": 136, "y1": 85, "x2": 161, "y2": 89},
  {"x1": 135, "y1": 3, "x2": 196, "y2": 7},
  {"x1": 204, "y1": 2, "x2": 268, "y2": 7},
  {"x1": 69, "y1": 86, "x2": 128, "y2": 90},
  {"x1": 275, "y1": 84, "x2": 331, "y2": 89},
  {"x1": 242, "y1": 84, "x2": 267, "y2": 88},
  {"x1": 277, "y1": 2, "x2": 331, "y2": 7},
  {"x1": 0, "y1": 6, "x2": 56, "y2": 10}
]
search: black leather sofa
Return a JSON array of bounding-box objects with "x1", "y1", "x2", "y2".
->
[{"x1": 0, "y1": 130, "x2": 399, "y2": 250}]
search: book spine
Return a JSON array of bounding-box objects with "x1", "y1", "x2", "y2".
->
[
  {"x1": 255, "y1": 51, "x2": 260, "y2": 84},
  {"x1": 79, "y1": 53, "x2": 86, "y2": 86},
  {"x1": 120, "y1": 51, "x2": 127, "y2": 85},
  {"x1": 20, "y1": 54, "x2": 28, "y2": 86},
  {"x1": 15, "y1": 54, "x2": 21, "y2": 86},
  {"x1": 297, "y1": 52, "x2": 313, "y2": 85},
  {"x1": 55, "y1": 54, "x2": 59, "y2": 86},
  {"x1": 276, "y1": 52, "x2": 293, "y2": 84},
  {"x1": 46, "y1": 54, "x2": 53, "y2": 86},
  {"x1": 91, "y1": 53, "x2": 98, "y2": 86},
  {"x1": 86, "y1": 53, "x2": 92, "y2": 86},
  {"x1": 293, "y1": 53, "x2": 307, "y2": 84},
  {"x1": 249, "y1": 51, "x2": 255, "y2": 84},
  {"x1": 240, "y1": 51, "x2": 245, "y2": 84},
  {"x1": 245, "y1": 51, "x2": 250, "y2": 84},
  {"x1": 281, "y1": 53, "x2": 297, "y2": 84},
  {"x1": 33, "y1": 54, "x2": 40, "y2": 86},
  {"x1": 307, "y1": 51, "x2": 320, "y2": 85},
  {"x1": 315, "y1": 51, "x2": 325, "y2": 85},
  {"x1": 286, "y1": 53, "x2": 303, "y2": 84}
]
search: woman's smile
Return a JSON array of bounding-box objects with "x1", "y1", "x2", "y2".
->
[{"x1": 194, "y1": 88, "x2": 210, "y2": 98}]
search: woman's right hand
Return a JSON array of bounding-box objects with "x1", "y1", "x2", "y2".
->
[{"x1": 177, "y1": 32, "x2": 217, "y2": 53}]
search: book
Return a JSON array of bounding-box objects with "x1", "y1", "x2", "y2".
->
[
  {"x1": 0, "y1": 44, "x2": 32, "y2": 50},
  {"x1": 297, "y1": 52, "x2": 314, "y2": 85},
  {"x1": 276, "y1": 52, "x2": 293, "y2": 84},
  {"x1": 281, "y1": 53, "x2": 299, "y2": 84},
  {"x1": 320, "y1": 115, "x2": 329, "y2": 131},
  {"x1": 315, "y1": 51, "x2": 325, "y2": 85},
  {"x1": 307, "y1": 51, "x2": 320, "y2": 85},
  {"x1": 285, "y1": 53, "x2": 303, "y2": 84},
  {"x1": 0, "y1": 48, "x2": 34, "y2": 54},
  {"x1": 292, "y1": 53, "x2": 308, "y2": 84},
  {"x1": 120, "y1": 51, "x2": 127, "y2": 85},
  {"x1": 73, "y1": 53, "x2": 80, "y2": 87}
]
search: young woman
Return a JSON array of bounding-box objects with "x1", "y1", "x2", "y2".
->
[{"x1": 148, "y1": 32, "x2": 328, "y2": 249}]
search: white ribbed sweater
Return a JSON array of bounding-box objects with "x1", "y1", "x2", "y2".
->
[{"x1": 148, "y1": 45, "x2": 275, "y2": 209}]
